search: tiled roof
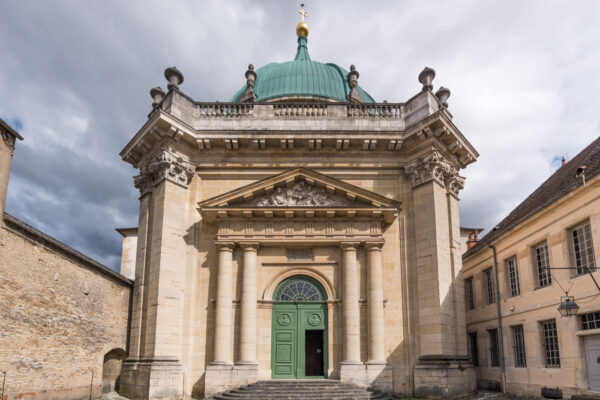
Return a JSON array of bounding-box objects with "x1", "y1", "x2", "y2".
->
[{"x1": 464, "y1": 136, "x2": 600, "y2": 258}]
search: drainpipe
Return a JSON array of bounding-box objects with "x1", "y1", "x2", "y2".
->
[{"x1": 489, "y1": 244, "x2": 506, "y2": 393}]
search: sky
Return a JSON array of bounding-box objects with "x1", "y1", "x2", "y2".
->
[{"x1": 1, "y1": 1, "x2": 599, "y2": 271}]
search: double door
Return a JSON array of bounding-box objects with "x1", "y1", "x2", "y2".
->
[{"x1": 271, "y1": 302, "x2": 327, "y2": 379}]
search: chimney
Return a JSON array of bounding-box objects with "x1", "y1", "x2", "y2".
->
[
  {"x1": 467, "y1": 230, "x2": 480, "y2": 250},
  {"x1": 561, "y1": 156, "x2": 566, "y2": 166},
  {"x1": 0, "y1": 119, "x2": 24, "y2": 221}
]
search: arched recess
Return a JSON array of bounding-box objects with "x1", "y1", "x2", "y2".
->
[
  {"x1": 262, "y1": 268, "x2": 335, "y2": 302},
  {"x1": 102, "y1": 348, "x2": 126, "y2": 394}
]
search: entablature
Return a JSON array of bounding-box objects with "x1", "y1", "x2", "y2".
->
[{"x1": 214, "y1": 218, "x2": 386, "y2": 244}]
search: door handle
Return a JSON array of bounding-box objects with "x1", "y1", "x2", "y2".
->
[{"x1": 316, "y1": 349, "x2": 321, "y2": 353}]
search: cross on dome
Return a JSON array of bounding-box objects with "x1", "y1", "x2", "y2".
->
[{"x1": 298, "y1": 4, "x2": 307, "y2": 22}]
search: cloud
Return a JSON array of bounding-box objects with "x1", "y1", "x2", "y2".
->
[{"x1": 1, "y1": 0, "x2": 599, "y2": 270}]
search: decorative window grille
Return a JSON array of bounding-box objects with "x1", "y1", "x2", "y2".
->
[
  {"x1": 274, "y1": 276, "x2": 326, "y2": 302},
  {"x1": 488, "y1": 329, "x2": 500, "y2": 367},
  {"x1": 484, "y1": 268, "x2": 495, "y2": 304},
  {"x1": 569, "y1": 220, "x2": 596, "y2": 276},
  {"x1": 506, "y1": 257, "x2": 520, "y2": 297},
  {"x1": 533, "y1": 242, "x2": 552, "y2": 288},
  {"x1": 468, "y1": 332, "x2": 479, "y2": 367},
  {"x1": 465, "y1": 277, "x2": 475, "y2": 310},
  {"x1": 541, "y1": 319, "x2": 560, "y2": 368},
  {"x1": 511, "y1": 325, "x2": 526, "y2": 367},
  {"x1": 581, "y1": 311, "x2": 600, "y2": 330}
]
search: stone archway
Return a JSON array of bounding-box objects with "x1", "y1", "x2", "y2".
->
[
  {"x1": 102, "y1": 348, "x2": 126, "y2": 394},
  {"x1": 271, "y1": 275, "x2": 328, "y2": 379}
]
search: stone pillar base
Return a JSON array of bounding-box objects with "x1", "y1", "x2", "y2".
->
[
  {"x1": 413, "y1": 356, "x2": 476, "y2": 399},
  {"x1": 204, "y1": 362, "x2": 260, "y2": 398},
  {"x1": 340, "y1": 361, "x2": 393, "y2": 393},
  {"x1": 119, "y1": 357, "x2": 184, "y2": 400}
]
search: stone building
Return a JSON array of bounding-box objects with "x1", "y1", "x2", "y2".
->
[
  {"x1": 0, "y1": 118, "x2": 132, "y2": 399},
  {"x1": 117, "y1": 14, "x2": 479, "y2": 399},
  {"x1": 462, "y1": 137, "x2": 600, "y2": 396}
]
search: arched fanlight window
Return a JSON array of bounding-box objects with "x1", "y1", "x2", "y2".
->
[{"x1": 274, "y1": 275, "x2": 327, "y2": 302}]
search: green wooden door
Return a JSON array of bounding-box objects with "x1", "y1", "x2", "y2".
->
[
  {"x1": 271, "y1": 276, "x2": 328, "y2": 379},
  {"x1": 272, "y1": 304, "x2": 298, "y2": 378}
]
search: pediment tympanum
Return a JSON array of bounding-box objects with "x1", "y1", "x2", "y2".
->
[
  {"x1": 243, "y1": 180, "x2": 359, "y2": 207},
  {"x1": 198, "y1": 167, "x2": 400, "y2": 224}
]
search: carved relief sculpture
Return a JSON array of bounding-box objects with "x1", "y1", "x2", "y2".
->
[{"x1": 244, "y1": 181, "x2": 358, "y2": 207}]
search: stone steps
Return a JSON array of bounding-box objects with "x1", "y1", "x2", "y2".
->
[{"x1": 207, "y1": 380, "x2": 394, "y2": 400}]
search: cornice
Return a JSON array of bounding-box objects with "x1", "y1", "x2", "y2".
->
[{"x1": 119, "y1": 96, "x2": 478, "y2": 171}]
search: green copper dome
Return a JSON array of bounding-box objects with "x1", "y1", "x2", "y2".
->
[{"x1": 230, "y1": 36, "x2": 375, "y2": 103}]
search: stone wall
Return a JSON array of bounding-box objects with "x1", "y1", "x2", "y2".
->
[{"x1": 0, "y1": 214, "x2": 132, "y2": 400}]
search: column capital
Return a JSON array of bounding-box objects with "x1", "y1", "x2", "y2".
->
[
  {"x1": 405, "y1": 149, "x2": 453, "y2": 189},
  {"x1": 365, "y1": 241, "x2": 384, "y2": 250},
  {"x1": 340, "y1": 241, "x2": 360, "y2": 250},
  {"x1": 134, "y1": 148, "x2": 195, "y2": 195},
  {"x1": 447, "y1": 174, "x2": 465, "y2": 199},
  {"x1": 239, "y1": 241, "x2": 260, "y2": 250},
  {"x1": 215, "y1": 241, "x2": 236, "y2": 251}
]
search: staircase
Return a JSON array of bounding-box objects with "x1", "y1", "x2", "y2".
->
[{"x1": 206, "y1": 380, "x2": 395, "y2": 400}]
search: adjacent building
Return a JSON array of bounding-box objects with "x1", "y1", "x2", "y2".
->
[
  {"x1": 462, "y1": 137, "x2": 600, "y2": 396},
  {"x1": 0, "y1": 119, "x2": 133, "y2": 400}
]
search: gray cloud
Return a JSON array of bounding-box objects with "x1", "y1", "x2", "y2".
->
[{"x1": 1, "y1": 0, "x2": 599, "y2": 270}]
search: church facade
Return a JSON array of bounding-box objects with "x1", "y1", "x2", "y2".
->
[{"x1": 118, "y1": 17, "x2": 479, "y2": 399}]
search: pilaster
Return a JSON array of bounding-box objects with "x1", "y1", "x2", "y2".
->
[
  {"x1": 366, "y1": 242, "x2": 386, "y2": 364},
  {"x1": 405, "y1": 150, "x2": 475, "y2": 397},
  {"x1": 120, "y1": 149, "x2": 194, "y2": 400}
]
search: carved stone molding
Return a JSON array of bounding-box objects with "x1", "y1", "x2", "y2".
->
[
  {"x1": 133, "y1": 149, "x2": 195, "y2": 195},
  {"x1": 1, "y1": 129, "x2": 17, "y2": 155},
  {"x1": 404, "y1": 150, "x2": 465, "y2": 197}
]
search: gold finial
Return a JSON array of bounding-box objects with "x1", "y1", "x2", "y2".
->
[{"x1": 296, "y1": 3, "x2": 309, "y2": 37}]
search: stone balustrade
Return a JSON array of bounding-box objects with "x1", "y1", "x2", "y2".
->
[
  {"x1": 273, "y1": 103, "x2": 328, "y2": 117},
  {"x1": 347, "y1": 103, "x2": 403, "y2": 119},
  {"x1": 195, "y1": 102, "x2": 254, "y2": 118},
  {"x1": 160, "y1": 90, "x2": 435, "y2": 125}
]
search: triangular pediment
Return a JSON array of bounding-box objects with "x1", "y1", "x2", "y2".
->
[
  {"x1": 198, "y1": 167, "x2": 401, "y2": 209},
  {"x1": 198, "y1": 168, "x2": 401, "y2": 224}
]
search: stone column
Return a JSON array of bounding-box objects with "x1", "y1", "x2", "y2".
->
[
  {"x1": 213, "y1": 241, "x2": 235, "y2": 365},
  {"x1": 341, "y1": 242, "x2": 361, "y2": 364},
  {"x1": 239, "y1": 242, "x2": 259, "y2": 364},
  {"x1": 366, "y1": 242, "x2": 386, "y2": 364}
]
